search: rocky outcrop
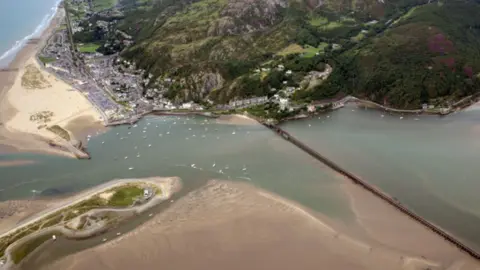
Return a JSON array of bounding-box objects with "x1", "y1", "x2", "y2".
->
[{"x1": 208, "y1": 0, "x2": 288, "y2": 36}]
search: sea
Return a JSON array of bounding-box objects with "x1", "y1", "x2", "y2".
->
[{"x1": 0, "y1": 0, "x2": 61, "y2": 67}]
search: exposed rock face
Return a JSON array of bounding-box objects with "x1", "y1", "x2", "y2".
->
[{"x1": 209, "y1": 0, "x2": 288, "y2": 36}]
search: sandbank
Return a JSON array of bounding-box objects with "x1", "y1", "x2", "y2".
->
[
  {"x1": 216, "y1": 114, "x2": 259, "y2": 125},
  {"x1": 33, "y1": 180, "x2": 480, "y2": 270},
  {"x1": 0, "y1": 160, "x2": 36, "y2": 168}
]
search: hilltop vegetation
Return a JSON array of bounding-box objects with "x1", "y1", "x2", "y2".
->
[
  {"x1": 309, "y1": 1, "x2": 480, "y2": 108},
  {"x1": 83, "y1": 0, "x2": 480, "y2": 108}
]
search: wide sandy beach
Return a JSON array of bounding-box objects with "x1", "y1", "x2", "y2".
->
[
  {"x1": 0, "y1": 8, "x2": 102, "y2": 157},
  {"x1": 31, "y1": 180, "x2": 480, "y2": 270}
]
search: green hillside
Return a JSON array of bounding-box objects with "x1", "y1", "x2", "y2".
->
[
  {"x1": 308, "y1": 1, "x2": 480, "y2": 108},
  {"x1": 107, "y1": 0, "x2": 480, "y2": 108}
]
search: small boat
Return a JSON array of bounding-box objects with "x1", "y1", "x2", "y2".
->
[
  {"x1": 116, "y1": 133, "x2": 119, "y2": 135},
  {"x1": 167, "y1": 132, "x2": 170, "y2": 134},
  {"x1": 137, "y1": 154, "x2": 140, "y2": 158},
  {"x1": 134, "y1": 146, "x2": 138, "y2": 149},
  {"x1": 148, "y1": 213, "x2": 153, "y2": 217},
  {"x1": 101, "y1": 141, "x2": 105, "y2": 144},
  {"x1": 242, "y1": 167, "x2": 247, "y2": 171},
  {"x1": 381, "y1": 115, "x2": 385, "y2": 117},
  {"x1": 116, "y1": 232, "x2": 121, "y2": 236},
  {"x1": 400, "y1": 116, "x2": 404, "y2": 120},
  {"x1": 52, "y1": 235, "x2": 56, "y2": 241},
  {"x1": 212, "y1": 163, "x2": 216, "y2": 167},
  {"x1": 327, "y1": 115, "x2": 330, "y2": 118},
  {"x1": 308, "y1": 124, "x2": 311, "y2": 127},
  {"x1": 128, "y1": 132, "x2": 131, "y2": 135},
  {"x1": 191, "y1": 164, "x2": 196, "y2": 168},
  {"x1": 142, "y1": 130, "x2": 146, "y2": 133},
  {"x1": 188, "y1": 128, "x2": 192, "y2": 131},
  {"x1": 124, "y1": 156, "x2": 128, "y2": 159},
  {"x1": 133, "y1": 124, "x2": 137, "y2": 128},
  {"x1": 219, "y1": 170, "x2": 224, "y2": 174},
  {"x1": 414, "y1": 118, "x2": 419, "y2": 121},
  {"x1": 159, "y1": 134, "x2": 162, "y2": 136},
  {"x1": 192, "y1": 134, "x2": 196, "y2": 137},
  {"x1": 173, "y1": 122, "x2": 177, "y2": 124},
  {"x1": 202, "y1": 135, "x2": 206, "y2": 138},
  {"x1": 102, "y1": 238, "x2": 107, "y2": 242},
  {"x1": 128, "y1": 167, "x2": 134, "y2": 170},
  {"x1": 232, "y1": 131, "x2": 236, "y2": 135},
  {"x1": 225, "y1": 166, "x2": 229, "y2": 170},
  {"x1": 148, "y1": 144, "x2": 152, "y2": 147}
]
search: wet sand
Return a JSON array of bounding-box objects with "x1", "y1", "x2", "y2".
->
[
  {"x1": 0, "y1": 160, "x2": 36, "y2": 167},
  {"x1": 216, "y1": 114, "x2": 259, "y2": 125},
  {"x1": 35, "y1": 180, "x2": 480, "y2": 270},
  {"x1": 0, "y1": 8, "x2": 100, "y2": 157}
]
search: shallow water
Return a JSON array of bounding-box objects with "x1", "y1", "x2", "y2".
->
[
  {"x1": 282, "y1": 105, "x2": 480, "y2": 250},
  {"x1": 0, "y1": 116, "x2": 351, "y2": 220}
]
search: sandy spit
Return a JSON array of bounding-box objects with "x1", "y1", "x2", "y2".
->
[{"x1": 32, "y1": 180, "x2": 480, "y2": 270}]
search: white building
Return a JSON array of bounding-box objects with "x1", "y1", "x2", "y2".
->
[{"x1": 279, "y1": 98, "x2": 289, "y2": 110}]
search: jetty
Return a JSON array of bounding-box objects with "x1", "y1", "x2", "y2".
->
[{"x1": 265, "y1": 123, "x2": 480, "y2": 260}]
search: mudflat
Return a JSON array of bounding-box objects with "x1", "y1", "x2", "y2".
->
[{"x1": 36, "y1": 180, "x2": 480, "y2": 270}]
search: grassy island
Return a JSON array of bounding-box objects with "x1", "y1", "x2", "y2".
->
[{"x1": 0, "y1": 181, "x2": 164, "y2": 265}]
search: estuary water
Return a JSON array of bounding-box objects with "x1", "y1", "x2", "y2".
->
[
  {"x1": 0, "y1": 0, "x2": 61, "y2": 67},
  {"x1": 0, "y1": 116, "x2": 351, "y2": 220},
  {"x1": 2, "y1": 107, "x2": 480, "y2": 253},
  {"x1": 282, "y1": 104, "x2": 480, "y2": 251}
]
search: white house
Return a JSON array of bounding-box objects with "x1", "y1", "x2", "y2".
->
[
  {"x1": 181, "y1": 102, "x2": 193, "y2": 110},
  {"x1": 279, "y1": 98, "x2": 289, "y2": 110}
]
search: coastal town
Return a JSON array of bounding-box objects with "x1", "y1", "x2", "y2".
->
[{"x1": 34, "y1": 0, "x2": 346, "y2": 128}]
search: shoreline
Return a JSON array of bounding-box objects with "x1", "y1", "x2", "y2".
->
[
  {"x1": 31, "y1": 180, "x2": 480, "y2": 270},
  {"x1": 0, "y1": 6, "x2": 69, "y2": 157},
  {"x1": 0, "y1": 176, "x2": 181, "y2": 268},
  {"x1": 0, "y1": 6, "x2": 100, "y2": 159}
]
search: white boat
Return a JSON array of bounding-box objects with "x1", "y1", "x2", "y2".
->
[
  {"x1": 191, "y1": 164, "x2": 196, "y2": 168},
  {"x1": 133, "y1": 124, "x2": 137, "y2": 127},
  {"x1": 124, "y1": 156, "x2": 128, "y2": 159},
  {"x1": 308, "y1": 124, "x2": 311, "y2": 127},
  {"x1": 232, "y1": 131, "x2": 236, "y2": 135},
  {"x1": 149, "y1": 213, "x2": 153, "y2": 217},
  {"x1": 400, "y1": 116, "x2": 404, "y2": 120},
  {"x1": 159, "y1": 134, "x2": 162, "y2": 136},
  {"x1": 219, "y1": 170, "x2": 224, "y2": 174},
  {"x1": 148, "y1": 144, "x2": 152, "y2": 147},
  {"x1": 52, "y1": 235, "x2": 56, "y2": 240},
  {"x1": 116, "y1": 232, "x2": 121, "y2": 236},
  {"x1": 128, "y1": 167, "x2": 134, "y2": 170},
  {"x1": 102, "y1": 238, "x2": 107, "y2": 242},
  {"x1": 137, "y1": 154, "x2": 140, "y2": 158},
  {"x1": 188, "y1": 128, "x2": 192, "y2": 130},
  {"x1": 381, "y1": 115, "x2": 385, "y2": 117},
  {"x1": 242, "y1": 167, "x2": 247, "y2": 171},
  {"x1": 212, "y1": 163, "x2": 216, "y2": 167},
  {"x1": 101, "y1": 141, "x2": 105, "y2": 144},
  {"x1": 166, "y1": 132, "x2": 170, "y2": 134}
]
